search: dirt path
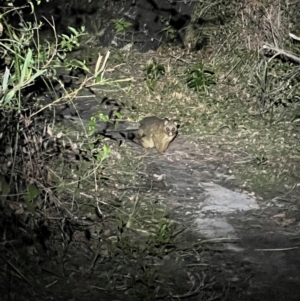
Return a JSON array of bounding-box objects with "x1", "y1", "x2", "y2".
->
[{"x1": 129, "y1": 135, "x2": 300, "y2": 301}]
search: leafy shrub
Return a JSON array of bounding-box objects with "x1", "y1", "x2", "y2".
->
[{"x1": 186, "y1": 62, "x2": 216, "y2": 93}]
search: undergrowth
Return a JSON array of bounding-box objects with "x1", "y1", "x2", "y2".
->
[
  {"x1": 0, "y1": 1, "x2": 210, "y2": 300},
  {"x1": 1, "y1": 0, "x2": 300, "y2": 300}
]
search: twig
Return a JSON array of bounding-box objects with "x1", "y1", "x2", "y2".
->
[
  {"x1": 289, "y1": 32, "x2": 300, "y2": 41},
  {"x1": 270, "y1": 183, "x2": 297, "y2": 203},
  {"x1": 262, "y1": 43, "x2": 300, "y2": 64},
  {"x1": 6, "y1": 260, "x2": 35, "y2": 289},
  {"x1": 255, "y1": 246, "x2": 299, "y2": 251}
]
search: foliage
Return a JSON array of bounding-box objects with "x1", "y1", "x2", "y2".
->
[
  {"x1": 0, "y1": 1, "x2": 114, "y2": 212},
  {"x1": 248, "y1": 42, "x2": 300, "y2": 124},
  {"x1": 112, "y1": 18, "x2": 132, "y2": 32},
  {"x1": 144, "y1": 59, "x2": 165, "y2": 91},
  {"x1": 163, "y1": 24, "x2": 177, "y2": 41},
  {"x1": 145, "y1": 59, "x2": 165, "y2": 80},
  {"x1": 0, "y1": 10, "x2": 86, "y2": 108},
  {"x1": 160, "y1": 16, "x2": 177, "y2": 42},
  {"x1": 60, "y1": 26, "x2": 86, "y2": 51},
  {"x1": 186, "y1": 62, "x2": 216, "y2": 93}
]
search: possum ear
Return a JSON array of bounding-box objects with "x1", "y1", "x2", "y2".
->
[
  {"x1": 163, "y1": 118, "x2": 170, "y2": 125},
  {"x1": 173, "y1": 120, "x2": 180, "y2": 127}
]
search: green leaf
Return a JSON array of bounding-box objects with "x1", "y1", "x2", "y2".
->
[
  {"x1": 61, "y1": 34, "x2": 70, "y2": 40},
  {"x1": 0, "y1": 174, "x2": 10, "y2": 196},
  {"x1": 101, "y1": 145, "x2": 110, "y2": 161},
  {"x1": 70, "y1": 59, "x2": 90, "y2": 73},
  {"x1": 4, "y1": 90, "x2": 15, "y2": 104},
  {"x1": 95, "y1": 75, "x2": 104, "y2": 83},
  {"x1": 156, "y1": 65, "x2": 165, "y2": 73},
  {"x1": 28, "y1": 1, "x2": 34, "y2": 13},
  {"x1": 116, "y1": 219, "x2": 123, "y2": 228},
  {"x1": 27, "y1": 184, "x2": 40, "y2": 201},
  {"x1": 114, "y1": 111, "x2": 122, "y2": 119},
  {"x1": 56, "y1": 182, "x2": 65, "y2": 194},
  {"x1": 25, "y1": 70, "x2": 46, "y2": 85},
  {"x1": 88, "y1": 116, "x2": 96, "y2": 135},
  {"x1": 68, "y1": 26, "x2": 78, "y2": 35},
  {"x1": 97, "y1": 113, "x2": 109, "y2": 121},
  {"x1": 2, "y1": 67, "x2": 10, "y2": 92},
  {"x1": 23, "y1": 184, "x2": 40, "y2": 213},
  {"x1": 103, "y1": 145, "x2": 110, "y2": 155},
  {"x1": 20, "y1": 49, "x2": 32, "y2": 85}
]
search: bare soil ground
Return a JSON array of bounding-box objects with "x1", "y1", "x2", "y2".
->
[{"x1": 144, "y1": 136, "x2": 300, "y2": 301}]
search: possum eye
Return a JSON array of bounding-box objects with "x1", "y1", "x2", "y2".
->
[{"x1": 166, "y1": 127, "x2": 170, "y2": 133}]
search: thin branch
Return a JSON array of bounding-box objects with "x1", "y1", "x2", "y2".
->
[
  {"x1": 262, "y1": 43, "x2": 300, "y2": 64},
  {"x1": 289, "y1": 32, "x2": 300, "y2": 41}
]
